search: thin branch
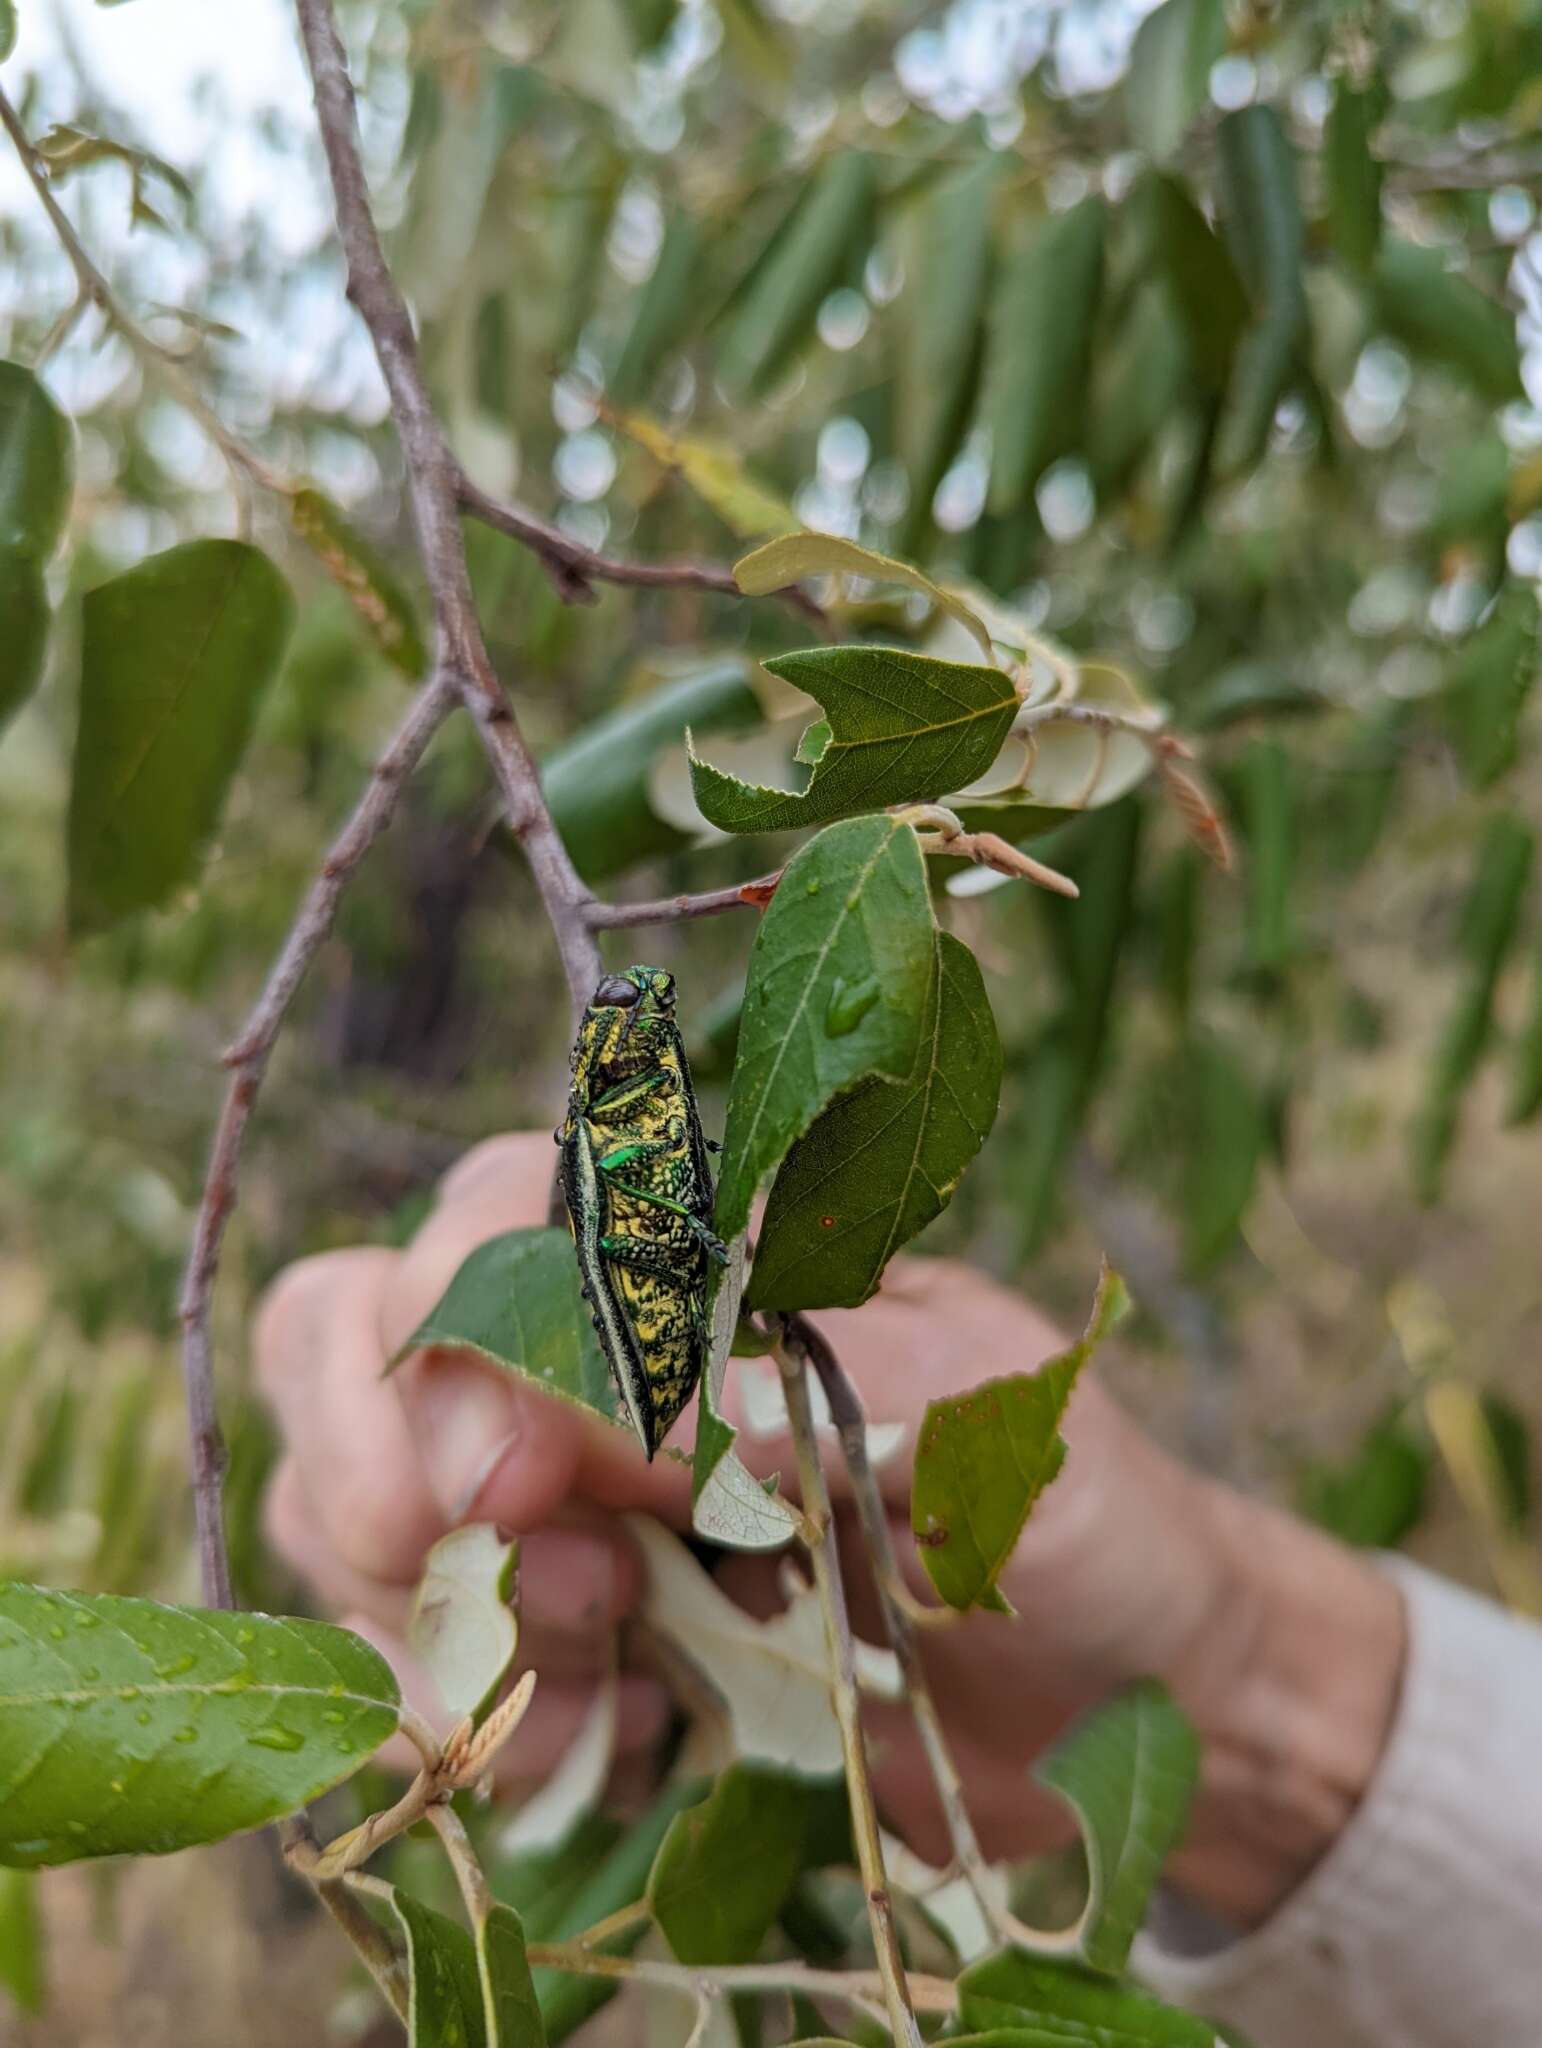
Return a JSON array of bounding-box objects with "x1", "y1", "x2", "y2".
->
[
  {"x1": 458, "y1": 474, "x2": 830, "y2": 630},
  {"x1": 292, "y1": 0, "x2": 603, "y2": 1017},
  {"x1": 774, "y1": 1323, "x2": 924, "y2": 2048},
  {"x1": 583, "y1": 870, "x2": 784, "y2": 930},
  {"x1": 792, "y1": 1314, "x2": 1081, "y2": 1961},
  {"x1": 524, "y1": 1942, "x2": 956, "y2": 2016},
  {"x1": 427, "y1": 1799, "x2": 496, "y2": 1927},
  {"x1": 177, "y1": 670, "x2": 456, "y2": 1606},
  {"x1": 0, "y1": 86, "x2": 279, "y2": 497}
]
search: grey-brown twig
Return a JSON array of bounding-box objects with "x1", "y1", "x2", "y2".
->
[
  {"x1": 457, "y1": 473, "x2": 830, "y2": 630},
  {"x1": 177, "y1": 669, "x2": 456, "y2": 1607},
  {"x1": 774, "y1": 1321, "x2": 924, "y2": 2048},
  {"x1": 521, "y1": 1942, "x2": 956, "y2": 2016},
  {"x1": 792, "y1": 1314, "x2": 1080, "y2": 1960},
  {"x1": 292, "y1": 0, "x2": 604, "y2": 1017},
  {"x1": 583, "y1": 870, "x2": 784, "y2": 929}
]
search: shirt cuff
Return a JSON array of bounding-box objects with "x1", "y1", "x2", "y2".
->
[{"x1": 1134, "y1": 1556, "x2": 1542, "y2": 2048}]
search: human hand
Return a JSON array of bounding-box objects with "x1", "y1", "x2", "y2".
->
[{"x1": 256, "y1": 1132, "x2": 1403, "y2": 1927}]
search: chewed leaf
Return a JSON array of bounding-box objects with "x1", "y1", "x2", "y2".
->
[
  {"x1": 735, "y1": 532, "x2": 997, "y2": 663},
  {"x1": 0, "y1": 1586, "x2": 399, "y2": 1866},
  {"x1": 689, "y1": 644, "x2": 1018, "y2": 835},
  {"x1": 691, "y1": 1237, "x2": 800, "y2": 1552},
  {"x1": 1034, "y1": 1682, "x2": 1200, "y2": 1973},
  {"x1": 408, "y1": 1524, "x2": 519, "y2": 1726},
  {"x1": 911, "y1": 1265, "x2": 1129, "y2": 1611}
]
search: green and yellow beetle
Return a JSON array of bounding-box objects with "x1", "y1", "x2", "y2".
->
[{"x1": 557, "y1": 965, "x2": 726, "y2": 1459}]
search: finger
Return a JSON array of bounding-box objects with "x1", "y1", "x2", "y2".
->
[
  {"x1": 254, "y1": 1248, "x2": 444, "y2": 1584},
  {"x1": 434, "y1": 1131, "x2": 561, "y2": 1215},
  {"x1": 343, "y1": 1613, "x2": 671, "y2": 1790},
  {"x1": 266, "y1": 1460, "x2": 642, "y2": 1666}
]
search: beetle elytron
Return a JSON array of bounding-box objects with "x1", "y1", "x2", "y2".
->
[{"x1": 557, "y1": 965, "x2": 726, "y2": 1459}]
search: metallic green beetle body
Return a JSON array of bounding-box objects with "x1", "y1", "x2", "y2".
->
[{"x1": 558, "y1": 965, "x2": 724, "y2": 1460}]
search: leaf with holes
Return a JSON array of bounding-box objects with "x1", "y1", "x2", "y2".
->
[
  {"x1": 67, "y1": 540, "x2": 295, "y2": 933},
  {"x1": 714, "y1": 816, "x2": 936, "y2": 1242},
  {"x1": 690, "y1": 643, "x2": 1018, "y2": 834},
  {"x1": 391, "y1": 1227, "x2": 625, "y2": 1431},
  {"x1": 748, "y1": 933, "x2": 1000, "y2": 1311},
  {"x1": 0, "y1": 1585, "x2": 399, "y2": 1866},
  {"x1": 912, "y1": 1267, "x2": 1129, "y2": 1612}
]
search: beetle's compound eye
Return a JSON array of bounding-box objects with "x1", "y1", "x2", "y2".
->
[{"x1": 596, "y1": 974, "x2": 640, "y2": 1007}]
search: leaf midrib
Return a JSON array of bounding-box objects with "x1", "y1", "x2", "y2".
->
[{"x1": 0, "y1": 1679, "x2": 394, "y2": 1711}]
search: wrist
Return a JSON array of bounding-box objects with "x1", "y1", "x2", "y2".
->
[{"x1": 1161, "y1": 1483, "x2": 1407, "y2": 1928}]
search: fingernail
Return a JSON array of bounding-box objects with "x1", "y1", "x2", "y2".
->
[{"x1": 415, "y1": 1366, "x2": 522, "y2": 1520}]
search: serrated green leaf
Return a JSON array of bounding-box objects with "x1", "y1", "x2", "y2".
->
[
  {"x1": 1297, "y1": 1407, "x2": 1430, "y2": 1548},
  {"x1": 0, "y1": 360, "x2": 73, "y2": 558},
  {"x1": 386, "y1": 1888, "x2": 490, "y2": 2048},
  {"x1": 736, "y1": 532, "x2": 998, "y2": 663},
  {"x1": 1373, "y1": 240, "x2": 1523, "y2": 404},
  {"x1": 1411, "y1": 814, "x2": 1533, "y2": 1202},
  {"x1": 982, "y1": 198, "x2": 1104, "y2": 515},
  {"x1": 408, "y1": 1525, "x2": 519, "y2": 1726},
  {"x1": 479, "y1": 1903, "x2": 547, "y2": 2048},
  {"x1": 542, "y1": 659, "x2": 762, "y2": 883},
  {"x1": 391, "y1": 1226, "x2": 624, "y2": 1430},
  {"x1": 957, "y1": 1953, "x2": 1215, "y2": 2045},
  {"x1": 0, "y1": 549, "x2": 49, "y2": 732},
  {"x1": 689, "y1": 645, "x2": 1018, "y2": 833},
  {"x1": 67, "y1": 540, "x2": 295, "y2": 933},
  {"x1": 1127, "y1": 0, "x2": 1227, "y2": 163},
  {"x1": 715, "y1": 816, "x2": 936, "y2": 1241},
  {"x1": 1323, "y1": 79, "x2": 1386, "y2": 274},
  {"x1": 0, "y1": 1585, "x2": 399, "y2": 1867},
  {"x1": 718, "y1": 152, "x2": 875, "y2": 395},
  {"x1": 911, "y1": 1266, "x2": 1129, "y2": 1612},
  {"x1": 287, "y1": 487, "x2": 426, "y2": 676},
  {"x1": 0, "y1": 1868, "x2": 43, "y2": 2015},
  {"x1": 1215, "y1": 106, "x2": 1306, "y2": 469},
  {"x1": 649, "y1": 1763, "x2": 836, "y2": 1965},
  {"x1": 609, "y1": 211, "x2": 705, "y2": 405},
  {"x1": 748, "y1": 932, "x2": 1000, "y2": 1311},
  {"x1": 1033, "y1": 1683, "x2": 1200, "y2": 1975},
  {"x1": 1443, "y1": 586, "x2": 1538, "y2": 788}
]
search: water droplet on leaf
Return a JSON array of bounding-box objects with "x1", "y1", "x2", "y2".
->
[
  {"x1": 173, "y1": 1726, "x2": 197, "y2": 1745},
  {"x1": 823, "y1": 975, "x2": 879, "y2": 1036},
  {"x1": 247, "y1": 1724, "x2": 305, "y2": 1753}
]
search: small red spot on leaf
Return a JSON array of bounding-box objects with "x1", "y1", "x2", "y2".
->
[{"x1": 820, "y1": 1214, "x2": 836, "y2": 1229}]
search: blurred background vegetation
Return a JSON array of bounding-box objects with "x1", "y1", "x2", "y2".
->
[{"x1": 4, "y1": 0, "x2": 1542, "y2": 2034}]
